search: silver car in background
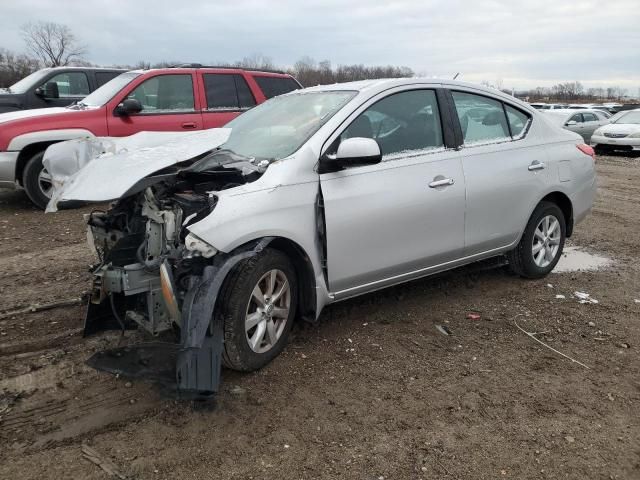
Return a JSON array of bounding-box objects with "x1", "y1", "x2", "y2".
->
[
  {"x1": 543, "y1": 108, "x2": 610, "y2": 142},
  {"x1": 47, "y1": 79, "x2": 597, "y2": 394}
]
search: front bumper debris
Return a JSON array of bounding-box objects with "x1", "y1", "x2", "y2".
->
[{"x1": 85, "y1": 237, "x2": 274, "y2": 399}]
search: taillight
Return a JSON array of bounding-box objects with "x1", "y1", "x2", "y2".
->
[{"x1": 577, "y1": 143, "x2": 595, "y2": 159}]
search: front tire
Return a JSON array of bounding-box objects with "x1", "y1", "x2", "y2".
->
[
  {"x1": 508, "y1": 201, "x2": 566, "y2": 278},
  {"x1": 218, "y1": 248, "x2": 297, "y2": 372},
  {"x1": 22, "y1": 151, "x2": 52, "y2": 210}
]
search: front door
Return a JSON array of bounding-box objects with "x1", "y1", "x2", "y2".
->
[
  {"x1": 107, "y1": 73, "x2": 202, "y2": 137},
  {"x1": 320, "y1": 89, "x2": 465, "y2": 296},
  {"x1": 27, "y1": 71, "x2": 91, "y2": 109}
]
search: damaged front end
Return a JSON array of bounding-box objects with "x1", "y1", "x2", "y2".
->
[{"x1": 74, "y1": 145, "x2": 270, "y2": 398}]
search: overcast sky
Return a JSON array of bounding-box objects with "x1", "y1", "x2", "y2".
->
[{"x1": 1, "y1": 0, "x2": 639, "y2": 91}]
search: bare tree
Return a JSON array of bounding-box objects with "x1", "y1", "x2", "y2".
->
[
  {"x1": 21, "y1": 21, "x2": 87, "y2": 67},
  {"x1": 0, "y1": 48, "x2": 40, "y2": 87}
]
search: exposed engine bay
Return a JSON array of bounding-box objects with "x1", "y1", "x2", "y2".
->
[{"x1": 82, "y1": 149, "x2": 270, "y2": 398}]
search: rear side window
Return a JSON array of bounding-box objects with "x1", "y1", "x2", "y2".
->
[
  {"x1": 95, "y1": 71, "x2": 122, "y2": 87},
  {"x1": 203, "y1": 74, "x2": 256, "y2": 110},
  {"x1": 253, "y1": 76, "x2": 300, "y2": 99},
  {"x1": 452, "y1": 92, "x2": 510, "y2": 144},
  {"x1": 504, "y1": 105, "x2": 531, "y2": 138},
  {"x1": 582, "y1": 112, "x2": 598, "y2": 122}
]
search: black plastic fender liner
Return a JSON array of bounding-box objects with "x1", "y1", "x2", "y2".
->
[{"x1": 175, "y1": 236, "x2": 274, "y2": 393}]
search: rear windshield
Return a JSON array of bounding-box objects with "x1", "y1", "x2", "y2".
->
[{"x1": 253, "y1": 76, "x2": 300, "y2": 99}]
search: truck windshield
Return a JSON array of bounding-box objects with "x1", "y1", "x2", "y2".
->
[
  {"x1": 222, "y1": 91, "x2": 357, "y2": 160},
  {"x1": 79, "y1": 72, "x2": 141, "y2": 107},
  {"x1": 7, "y1": 69, "x2": 51, "y2": 94}
]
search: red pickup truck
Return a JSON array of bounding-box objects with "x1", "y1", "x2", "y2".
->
[{"x1": 0, "y1": 65, "x2": 301, "y2": 208}]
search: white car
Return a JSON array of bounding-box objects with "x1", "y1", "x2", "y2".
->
[{"x1": 591, "y1": 109, "x2": 640, "y2": 154}]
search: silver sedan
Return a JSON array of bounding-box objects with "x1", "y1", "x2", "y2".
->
[
  {"x1": 48, "y1": 79, "x2": 597, "y2": 391},
  {"x1": 543, "y1": 108, "x2": 610, "y2": 142}
]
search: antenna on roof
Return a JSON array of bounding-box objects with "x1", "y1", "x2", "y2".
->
[{"x1": 453, "y1": 73, "x2": 460, "y2": 80}]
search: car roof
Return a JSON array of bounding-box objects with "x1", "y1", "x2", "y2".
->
[
  {"x1": 43, "y1": 66, "x2": 126, "y2": 72},
  {"x1": 135, "y1": 66, "x2": 293, "y2": 77},
  {"x1": 300, "y1": 77, "x2": 523, "y2": 101}
]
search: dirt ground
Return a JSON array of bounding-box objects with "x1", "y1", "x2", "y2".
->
[{"x1": 1, "y1": 154, "x2": 638, "y2": 480}]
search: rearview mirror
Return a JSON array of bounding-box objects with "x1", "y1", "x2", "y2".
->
[
  {"x1": 319, "y1": 137, "x2": 382, "y2": 173},
  {"x1": 566, "y1": 120, "x2": 578, "y2": 126},
  {"x1": 35, "y1": 82, "x2": 60, "y2": 99},
  {"x1": 115, "y1": 98, "x2": 143, "y2": 116}
]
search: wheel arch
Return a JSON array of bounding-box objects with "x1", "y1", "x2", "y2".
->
[
  {"x1": 263, "y1": 237, "x2": 318, "y2": 323},
  {"x1": 15, "y1": 141, "x2": 57, "y2": 185},
  {"x1": 10, "y1": 129, "x2": 96, "y2": 185},
  {"x1": 540, "y1": 191, "x2": 574, "y2": 237},
  {"x1": 226, "y1": 236, "x2": 318, "y2": 324}
]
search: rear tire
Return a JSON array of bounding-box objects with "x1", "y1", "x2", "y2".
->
[
  {"x1": 218, "y1": 248, "x2": 297, "y2": 372},
  {"x1": 22, "y1": 151, "x2": 51, "y2": 210},
  {"x1": 508, "y1": 201, "x2": 566, "y2": 279}
]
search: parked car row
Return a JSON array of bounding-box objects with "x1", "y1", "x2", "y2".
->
[
  {"x1": 0, "y1": 65, "x2": 301, "y2": 208},
  {"x1": 530, "y1": 101, "x2": 639, "y2": 115},
  {"x1": 539, "y1": 106, "x2": 640, "y2": 153}
]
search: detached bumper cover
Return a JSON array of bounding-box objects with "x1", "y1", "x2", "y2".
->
[{"x1": 0, "y1": 151, "x2": 18, "y2": 189}]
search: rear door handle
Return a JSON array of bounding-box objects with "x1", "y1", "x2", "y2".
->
[
  {"x1": 182, "y1": 122, "x2": 198, "y2": 129},
  {"x1": 429, "y1": 178, "x2": 455, "y2": 188},
  {"x1": 528, "y1": 161, "x2": 545, "y2": 171}
]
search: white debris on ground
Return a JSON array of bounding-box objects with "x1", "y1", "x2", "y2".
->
[
  {"x1": 553, "y1": 246, "x2": 612, "y2": 273},
  {"x1": 574, "y1": 291, "x2": 599, "y2": 304}
]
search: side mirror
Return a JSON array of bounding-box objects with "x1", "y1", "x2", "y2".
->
[
  {"x1": 319, "y1": 137, "x2": 382, "y2": 173},
  {"x1": 115, "y1": 98, "x2": 143, "y2": 116},
  {"x1": 565, "y1": 120, "x2": 578, "y2": 126},
  {"x1": 35, "y1": 82, "x2": 60, "y2": 99}
]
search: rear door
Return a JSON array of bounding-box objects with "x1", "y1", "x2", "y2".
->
[
  {"x1": 320, "y1": 88, "x2": 466, "y2": 296},
  {"x1": 449, "y1": 90, "x2": 551, "y2": 255},
  {"x1": 199, "y1": 72, "x2": 256, "y2": 128},
  {"x1": 107, "y1": 72, "x2": 202, "y2": 136}
]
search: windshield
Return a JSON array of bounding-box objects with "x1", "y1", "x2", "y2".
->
[
  {"x1": 79, "y1": 71, "x2": 141, "y2": 107},
  {"x1": 221, "y1": 91, "x2": 357, "y2": 160},
  {"x1": 611, "y1": 111, "x2": 640, "y2": 125},
  {"x1": 7, "y1": 69, "x2": 50, "y2": 94}
]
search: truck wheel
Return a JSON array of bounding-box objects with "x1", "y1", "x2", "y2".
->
[
  {"x1": 508, "y1": 201, "x2": 566, "y2": 278},
  {"x1": 22, "y1": 151, "x2": 52, "y2": 210},
  {"x1": 218, "y1": 248, "x2": 297, "y2": 372}
]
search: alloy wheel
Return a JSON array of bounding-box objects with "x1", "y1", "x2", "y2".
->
[
  {"x1": 245, "y1": 269, "x2": 291, "y2": 354},
  {"x1": 532, "y1": 214, "x2": 561, "y2": 268}
]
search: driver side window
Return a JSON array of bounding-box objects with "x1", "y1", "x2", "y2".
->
[
  {"x1": 127, "y1": 74, "x2": 195, "y2": 113},
  {"x1": 340, "y1": 89, "x2": 444, "y2": 159},
  {"x1": 43, "y1": 72, "x2": 90, "y2": 97}
]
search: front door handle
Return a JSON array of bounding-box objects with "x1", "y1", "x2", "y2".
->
[
  {"x1": 528, "y1": 161, "x2": 545, "y2": 171},
  {"x1": 182, "y1": 122, "x2": 198, "y2": 129},
  {"x1": 429, "y1": 177, "x2": 455, "y2": 188}
]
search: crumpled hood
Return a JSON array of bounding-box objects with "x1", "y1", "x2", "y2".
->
[
  {"x1": 0, "y1": 107, "x2": 69, "y2": 124},
  {"x1": 44, "y1": 128, "x2": 231, "y2": 212}
]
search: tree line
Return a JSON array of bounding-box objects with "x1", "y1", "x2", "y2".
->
[
  {"x1": 523, "y1": 82, "x2": 630, "y2": 102},
  {"x1": 0, "y1": 22, "x2": 413, "y2": 88}
]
